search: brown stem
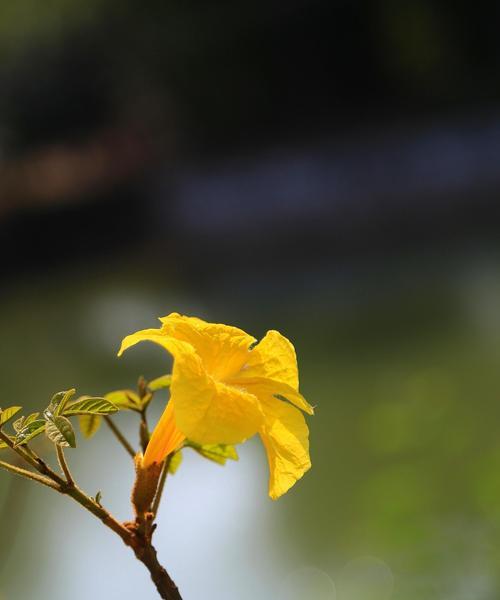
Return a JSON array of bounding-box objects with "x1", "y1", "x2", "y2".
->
[
  {"x1": 48, "y1": 470, "x2": 183, "y2": 598},
  {"x1": 63, "y1": 485, "x2": 183, "y2": 598},
  {"x1": 0, "y1": 429, "x2": 182, "y2": 598},
  {"x1": 0, "y1": 429, "x2": 129, "y2": 541},
  {"x1": 133, "y1": 541, "x2": 183, "y2": 600},
  {"x1": 63, "y1": 482, "x2": 133, "y2": 543},
  {"x1": 104, "y1": 416, "x2": 136, "y2": 458}
]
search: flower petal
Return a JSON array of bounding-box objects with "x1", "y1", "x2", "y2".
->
[
  {"x1": 259, "y1": 396, "x2": 311, "y2": 500},
  {"x1": 159, "y1": 313, "x2": 256, "y2": 381},
  {"x1": 143, "y1": 401, "x2": 186, "y2": 467},
  {"x1": 172, "y1": 376, "x2": 263, "y2": 445},
  {"x1": 242, "y1": 330, "x2": 299, "y2": 389},
  {"x1": 228, "y1": 376, "x2": 314, "y2": 416},
  {"x1": 118, "y1": 328, "x2": 196, "y2": 361},
  {"x1": 119, "y1": 325, "x2": 264, "y2": 445}
]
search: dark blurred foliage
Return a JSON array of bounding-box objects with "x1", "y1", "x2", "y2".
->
[{"x1": 1, "y1": 0, "x2": 500, "y2": 285}]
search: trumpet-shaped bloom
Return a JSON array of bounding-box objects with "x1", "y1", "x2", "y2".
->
[{"x1": 118, "y1": 313, "x2": 313, "y2": 499}]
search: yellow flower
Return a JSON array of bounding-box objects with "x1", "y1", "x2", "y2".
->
[{"x1": 118, "y1": 313, "x2": 313, "y2": 499}]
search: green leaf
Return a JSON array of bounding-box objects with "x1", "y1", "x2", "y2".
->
[
  {"x1": 24, "y1": 412, "x2": 40, "y2": 426},
  {"x1": 14, "y1": 420, "x2": 46, "y2": 446},
  {"x1": 94, "y1": 491, "x2": 102, "y2": 505},
  {"x1": 64, "y1": 397, "x2": 118, "y2": 417},
  {"x1": 13, "y1": 412, "x2": 43, "y2": 438},
  {"x1": 45, "y1": 416, "x2": 76, "y2": 448},
  {"x1": 13, "y1": 416, "x2": 25, "y2": 433},
  {"x1": 78, "y1": 414, "x2": 102, "y2": 439},
  {"x1": 0, "y1": 406, "x2": 22, "y2": 427},
  {"x1": 148, "y1": 375, "x2": 172, "y2": 392},
  {"x1": 105, "y1": 390, "x2": 141, "y2": 411},
  {"x1": 46, "y1": 389, "x2": 76, "y2": 418},
  {"x1": 187, "y1": 442, "x2": 239, "y2": 465},
  {"x1": 168, "y1": 451, "x2": 183, "y2": 474}
]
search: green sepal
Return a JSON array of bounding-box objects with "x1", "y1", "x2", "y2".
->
[
  {"x1": 105, "y1": 390, "x2": 142, "y2": 412},
  {"x1": 168, "y1": 451, "x2": 183, "y2": 474},
  {"x1": 0, "y1": 406, "x2": 22, "y2": 427},
  {"x1": 45, "y1": 416, "x2": 76, "y2": 448},
  {"x1": 186, "y1": 442, "x2": 239, "y2": 465},
  {"x1": 63, "y1": 397, "x2": 118, "y2": 417}
]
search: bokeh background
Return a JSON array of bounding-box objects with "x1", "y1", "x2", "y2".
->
[{"x1": 2, "y1": 1, "x2": 500, "y2": 599}]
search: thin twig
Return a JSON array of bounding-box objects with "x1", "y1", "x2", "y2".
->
[
  {"x1": 104, "y1": 416, "x2": 136, "y2": 458},
  {"x1": 139, "y1": 410, "x2": 150, "y2": 453},
  {"x1": 0, "y1": 430, "x2": 44, "y2": 470},
  {"x1": 0, "y1": 459, "x2": 60, "y2": 490},
  {"x1": 0, "y1": 430, "x2": 128, "y2": 538},
  {"x1": 0, "y1": 423, "x2": 182, "y2": 598},
  {"x1": 137, "y1": 376, "x2": 151, "y2": 453},
  {"x1": 151, "y1": 454, "x2": 173, "y2": 519},
  {"x1": 56, "y1": 445, "x2": 74, "y2": 485},
  {"x1": 62, "y1": 482, "x2": 133, "y2": 542},
  {"x1": 0, "y1": 430, "x2": 66, "y2": 486}
]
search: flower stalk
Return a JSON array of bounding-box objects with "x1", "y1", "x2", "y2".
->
[{"x1": 151, "y1": 453, "x2": 173, "y2": 519}]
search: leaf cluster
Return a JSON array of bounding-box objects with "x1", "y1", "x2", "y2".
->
[
  {"x1": 0, "y1": 389, "x2": 118, "y2": 450},
  {"x1": 1, "y1": 375, "x2": 239, "y2": 476}
]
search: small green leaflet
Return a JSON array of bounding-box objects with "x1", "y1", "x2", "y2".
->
[
  {"x1": 63, "y1": 397, "x2": 118, "y2": 417},
  {"x1": 148, "y1": 375, "x2": 172, "y2": 392},
  {"x1": 13, "y1": 416, "x2": 25, "y2": 432},
  {"x1": 13, "y1": 413, "x2": 40, "y2": 434},
  {"x1": 78, "y1": 414, "x2": 102, "y2": 439},
  {"x1": 45, "y1": 416, "x2": 76, "y2": 448},
  {"x1": 46, "y1": 389, "x2": 76, "y2": 418},
  {"x1": 105, "y1": 390, "x2": 142, "y2": 411},
  {"x1": 24, "y1": 413, "x2": 40, "y2": 426},
  {"x1": 186, "y1": 442, "x2": 239, "y2": 465},
  {"x1": 14, "y1": 420, "x2": 46, "y2": 447},
  {"x1": 168, "y1": 451, "x2": 183, "y2": 474},
  {"x1": 0, "y1": 406, "x2": 22, "y2": 427}
]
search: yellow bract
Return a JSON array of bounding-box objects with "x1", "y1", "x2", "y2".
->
[{"x1": 118, "y1": 313, "x2": 313, "y2": 499}]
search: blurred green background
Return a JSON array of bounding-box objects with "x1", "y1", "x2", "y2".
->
[{"x1": 2, "y1": 1, "x2": 500, "y2": 599}]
